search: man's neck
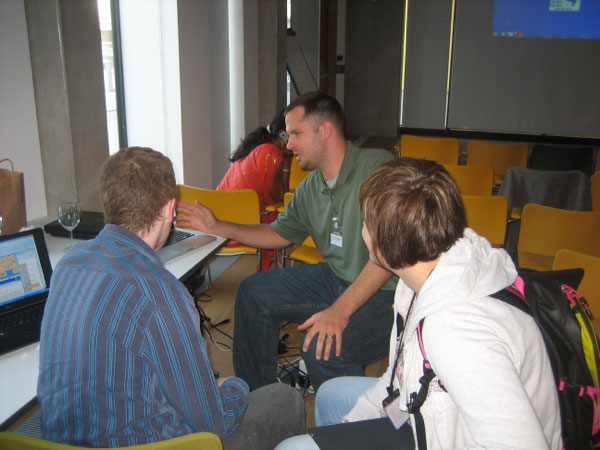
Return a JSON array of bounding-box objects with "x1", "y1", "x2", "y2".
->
[
  {"x1": 321, "y1": 138, "x2": 347, "y2": 181},
  {"x1": 138, "y1": 219, "x2": 169, "y2": 252}
]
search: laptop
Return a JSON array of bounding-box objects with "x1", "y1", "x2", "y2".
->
[
  {"x1": 308, "y1": 418, "x2": 414, "y2": 450},
  {"x1": 44, "y1": 211, "x2": 216, "y2": 263},
  {"x1": 44, "y1": 210, "x2": 105, "y2": 240},
  {"x1": 156, "y1": 225, "x2": 217, "y2": 263},
  {"x1": 0, "y1": 228, "x2": 53, "y2": 356}
]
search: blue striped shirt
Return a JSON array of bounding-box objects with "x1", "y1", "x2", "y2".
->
[{"x1": 38, "y1": 224, "x2": 248, "y2": 447}]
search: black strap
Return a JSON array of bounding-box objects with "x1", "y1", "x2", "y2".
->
[
  {"x1": 490, "y1": 288, "x2": 529, "y2": 314},
  {"x1": 408, "y1": 318, "x2": 437, "y2": 450},
  {"x1": 386, "y1": 294, "x2": 416, "y2": 401}
]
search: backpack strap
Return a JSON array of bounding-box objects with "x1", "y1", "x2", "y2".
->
[
  {"x1": 490, "y1": 277, "x2": 529, "y2": 314},
  {"x1": 409, "y1": 319, "x2": 436, "y2": 450}
]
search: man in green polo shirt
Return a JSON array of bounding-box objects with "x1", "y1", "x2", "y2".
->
[{"x1": 177, "y1": 91, "x2": 396, "y2": 391}]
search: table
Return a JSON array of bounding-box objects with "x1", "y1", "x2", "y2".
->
[{"x1": 0, "y1": 218, "x2": 226, "y2": 427}]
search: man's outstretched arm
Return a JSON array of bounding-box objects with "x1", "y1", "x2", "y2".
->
[
  {"x1": 176, "y1": 201, "x2": 292, "y2": 249},
  {"x1": 298, "y1": 260, "x2": 392, "y2": 360}
]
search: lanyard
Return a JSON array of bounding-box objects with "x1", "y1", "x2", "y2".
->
[{"x1": 386, "y1": 292, "x2": 416, "y2": 400}]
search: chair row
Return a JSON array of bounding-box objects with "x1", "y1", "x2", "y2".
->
[
  {"x1": 445, "y1": 164, "x2": 600, "y2": 214},
  {"x1": 399, "y1": 134, "x2": 598, "y2": 184},
  {"x1": 398, "y1": 135, "x2": 528, "y2": 184},
  {"x1": 466, "y1": 199, "x2": 600, "y2": 272}
]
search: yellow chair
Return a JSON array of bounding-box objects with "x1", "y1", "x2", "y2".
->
[
  {"x1": 276, "y1": 192, "x2": 324, "y2": 266},
  {"x1": 462, "y1": 195, "x2": 508, "y2": 247},
  {"x1": 517, "y1": 204, "x2": 600, "y2": 271},
  {"x1": 592, "y1": 172, "x2": 600, "y2": 213},
  {"x1": 289, "y1": 156, "x2": 312, "y2": 191},
  {"x1": 0, "y1": 431, "x2": 222, "y2": 450},
  {"x1": 444, "y1": 164, "x2": 494, "y2": 196},
  {"x1": 176, "y1": 185, "x2": 261, "y2": 258},
  {"x1": 284, "y1": 235, "x2": 325, "y2": 266},
  {"x1": 466, "y1": 140, "x2": 528, "y2": 186},
  {"x1": 400, "y1": 135, "x2": 459, "y2": 165},
  {"x1": 276, "y1": 191, "x2": 294, "y2": 213},
  {"x1": 264, "y1": 202, "x2": 281, "y2": 214},
  {"x1": 265, "y1": 158, "x2": 312, "y2": 213},
  {"x1": 553, "y1": 249, "x2": 600, "y2": 334}
]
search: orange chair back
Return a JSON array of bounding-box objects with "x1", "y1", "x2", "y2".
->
[
  {"x1": 518, "y1": 204, "x2": 600, "y2": 270},
  {"x1": 467, "y1": 140, "x2": 528, "y2": 184},
  {"x1": 462, "y1": 195, "x2": 508, "y2": 247},
  {"x1": 400, "y1": 135, "x2": 459, "y2": 165},
  {"x1": 444, "y1": 164, "x2": 494, "y2": 196}
]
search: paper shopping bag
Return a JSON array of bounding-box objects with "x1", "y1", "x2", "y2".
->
[{"x1": 0, "y1": 159, "x2": 27, "y2": 234}]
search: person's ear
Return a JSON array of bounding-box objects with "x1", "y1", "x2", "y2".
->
[
  {"x1": 319, "y1": 120, "x2": 334, "y2": 140},
  {"x1": 162, "y1": 198, "x2": 176, "y2": 221}
]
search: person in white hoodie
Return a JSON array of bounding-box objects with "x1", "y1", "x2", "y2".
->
[{"x1": 276, "y1": 157, "x2": 562, "y2": 450}]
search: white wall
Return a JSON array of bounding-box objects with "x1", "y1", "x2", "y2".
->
[
  {"x1": 229, "y1": 0, "x2": 246, "y2": 154},
  {"x1": 178, "y1": 0, "x2": 232, "y2": 189},
  {"x1": 0, "y1": 0, "x2": 47, "y2": 221}
]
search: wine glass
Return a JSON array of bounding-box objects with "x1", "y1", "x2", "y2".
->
[{"x1": 57, "y1": 202, "x2": 81, "y2": 252}]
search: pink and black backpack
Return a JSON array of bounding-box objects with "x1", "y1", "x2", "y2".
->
[{"x1": 410, "y1": 268, "x2": 600, "y2": 450}]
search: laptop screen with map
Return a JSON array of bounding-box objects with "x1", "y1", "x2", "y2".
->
[{"x1": 0, "y1": 228, "x2": 53, "y2": 355}]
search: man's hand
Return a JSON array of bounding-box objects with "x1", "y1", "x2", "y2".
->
[
  {"x1": 298, "y1": 304, "x2": 350, "y2": 361},
  {"x1": 298, "y1": 260, "x2": 393, "y2": 362},
  {"x1": 176, "y1": 201, "x2": 218, "y2": 234}
]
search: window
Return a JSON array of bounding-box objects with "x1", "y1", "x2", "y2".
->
[{"x1": 97, "y1": 0, "x2": 127, "y2": 154}]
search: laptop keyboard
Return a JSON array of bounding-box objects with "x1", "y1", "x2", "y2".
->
[
  {"x1": 164, "y1": 229, "x2": 194, "y2": 247},
  {"x1": 0, "y1": 302, "x2": 45, "y2": 356},
  {"x1": 0, "y1": 303, "x2": 45, "y2": 337}
]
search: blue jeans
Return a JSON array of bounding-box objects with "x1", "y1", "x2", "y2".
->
[
  {"x1": 233, "y1": 263, "x2": 394, "y2": 391},
  {"x1": 274, "y1": 376, "x2": 379, "y2": 450},
  {"x1": 315, "y1": 376, "x2": 380, "y2": 425}
]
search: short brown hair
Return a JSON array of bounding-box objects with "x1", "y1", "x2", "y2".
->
[
  {"x1": 100, "y1": 147, "x2": 176, "y2": 234},
  {"x1": 284, "y1": 91, "x2": 345, "y2": 136},
  {"x1": 359, "y1": 157, "x2": 466, "y2": 269}
]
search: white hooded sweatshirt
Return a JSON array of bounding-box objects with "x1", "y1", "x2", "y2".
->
[{"x1": 344, "y1": 229, "x2": 562, "y2": 450}]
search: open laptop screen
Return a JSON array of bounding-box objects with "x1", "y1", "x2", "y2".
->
[{"x1": 0, "y1": 228, "x2": 52, "y2": 312}]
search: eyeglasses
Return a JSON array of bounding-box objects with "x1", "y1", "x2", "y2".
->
[{"x1": 279, "y1": 130, "x2": 289, "y2": 145}]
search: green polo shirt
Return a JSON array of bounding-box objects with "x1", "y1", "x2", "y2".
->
[{"x1": 271, "y1": 141, "x2": 397, "y2": 290}]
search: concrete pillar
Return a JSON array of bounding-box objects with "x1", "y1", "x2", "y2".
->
[{"x1": 25, "y1": 0, "x2": 108, "y2": 212}]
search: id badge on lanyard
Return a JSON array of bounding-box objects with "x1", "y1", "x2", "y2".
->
[
  {"x1": 330, "y1": 216, "x2": 343, "y2": 247},
  {"x1": 382, "y1": 295, "x2": 416, "y2": 429}
]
